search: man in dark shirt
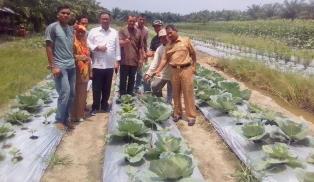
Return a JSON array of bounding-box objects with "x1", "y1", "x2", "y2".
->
[
  {"x1": 119, "y1": 15, "x2": 143, "y2": 96},
  {"x1": 146, "y1": 20, "x2": 163, "y2": 59}
]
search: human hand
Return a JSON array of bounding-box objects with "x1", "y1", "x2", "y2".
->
[
  {"x1": 146, "y1": 51, "x2": 154, "y2": 58},
  {"x1": 97, "y1": 44, "x2": 107, "y2": 52},
  {"x1": 114, "y1": 62, "x2": 120, "y2": 74},
  {"x1": 144, "y1": 74, "x2": 151, "y2": 82},
  {"x1": 51, "y1": 67, "x2": 61, "y2": 77}
]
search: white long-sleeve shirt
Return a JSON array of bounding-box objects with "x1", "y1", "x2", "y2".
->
[
  {"x1": 146, "y1": 45, "x2": 171, "y2": 80},
  {"x1": 87, "y1": 26, "x2": 121, "y2": 69}
]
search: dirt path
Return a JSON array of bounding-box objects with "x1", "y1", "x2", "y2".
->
[
  {"x1": 177, "y1": 112, "x2": 240, "y2": 182},
  {"x1": 42, "y1": 92, "x2": 108, "y2": 182}
]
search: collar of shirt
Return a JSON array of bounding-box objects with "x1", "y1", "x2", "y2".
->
[{"x1": 99, "y1": 26, "x2": 111, "y2": 33}]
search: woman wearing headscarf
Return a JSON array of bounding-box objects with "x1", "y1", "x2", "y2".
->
[{"x1": 71, "y1": 25, "x2": 91, "y2": 122}]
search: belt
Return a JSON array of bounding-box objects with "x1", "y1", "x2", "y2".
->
[{"x1": 170, "y1": 63, "x2": 191, "y2": 69}]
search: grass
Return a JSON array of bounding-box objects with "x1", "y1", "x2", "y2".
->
[
  {"x1": 46, "y1": 154, "x2": 73, "y2": 169},
  {"x1": 0, "y1": 35, "x2": 48, "y2": 107},
  {"x1": 232, "y1": 164, "x2": 259, "y2": 182},
  {"x1": 216, "y1": 58, "x2": 314, "y2": 113}
]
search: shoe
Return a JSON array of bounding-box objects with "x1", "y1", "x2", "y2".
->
[
  {"x1": 188, "y1": 119, "x2": 196, "y2": 126},
  {"x1": 55, "y1": 122, "x2": 66, "y2": 131},
  {"x1": 65, "y1": 121, "x2": 75, "y2": 130},
  {"x1": 90, "y1": 109, "x2": 97, "y2": 116},
  {"x1": 172, "y1": 115, "x2": 182, "y2": 122}
]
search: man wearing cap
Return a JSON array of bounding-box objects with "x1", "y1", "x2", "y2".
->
[
  {"x1": 119, "y1": 15, "x2": 143, "y2": 96},
  {"x1": 87, "y1": 11, "x2": 121, "y2": 115},
  {"x1": 146, "y1": 20, "x2": 163, "y2": 57},
  {"x1": 144, "y1": 29, "x2": 172, "y2": 103},
  {"x1": 154, "y1": 24, "x2": 197, "y2": 126}
]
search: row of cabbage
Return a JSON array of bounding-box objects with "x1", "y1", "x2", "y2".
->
[
  {"x1": 180, "y1": 30, "x2": 314, "y2": 70},
  {"x1": 0, "y1": 80, "x2": 56, "y2": 165},
  {"x1": 194, "y1": 64, "x2": 314, "y2": 181},
  {"x1": 106, "y1": 94, "x2": 203, "y2": 181}
]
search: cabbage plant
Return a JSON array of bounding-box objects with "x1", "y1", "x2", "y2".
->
[
  {"x1": 143, "y1": 102, "x2": 172, "y2": 127},
  {"x1": 0, "y1": 123, "x2": 15, "y2": 140},
  {"x1": 276, "y1": 119, "x2": 309, "y2": 142},
  {"x1": 31, "y1": 88, "x2": 52, "y2": 104},
  {"x1": 16, "y1": 95, "x2": 44, "y2": 113},
  {"x1": 218, "y1": 81, "x2": 251, "y2": 101},
  {"x1": 296, "y1": 169, "x2": 314, "y2": 182},
  {"x1": 5, "y1": 110, "x2": 32, "y2": 125},
  {"x1": 208, "y1": 93, "x2": 237, "y2": 113},
  {"x1": 146, "y1": 134, "x2": 185, "y2": 160},
  {"x1": 149, "y1": 154, "x2": 194, "y2": 180},
  {"x1": 109, "y1": 118, "x2": 149, "y2": 143},
  {"x1": 256, "y1": 143, "x2": 303, "y2": 171},
  {"x1": 124, "y1": 143, "x2": 146, "y2": 164},
  {"x1": 242, "y1": 122, "x2": 268, "y2": 142}
]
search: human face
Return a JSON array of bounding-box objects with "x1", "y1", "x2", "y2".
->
[
  {"x1": 166, "y1": 28, "x2": 178, "y2": 43},
  {"x1": 57, "y1": 8, "x2": 71, "y2": 24},
  {"x1": 79, "y1": 18, "x2": 88, "y2": 28},
  {"x1": 100, "y1": 14, "x2": 111, "y2": 30},
  {"x1": 160, "y1": 36, "x2": 168, "y2": 45},
  {"x1": 137, "y1": 16, "x2": 145, "y2": 28},
  {"x1": 76, "y1": 29, "x2": 86, "y2": 39},
  {"x1": 127, "y1": 16, "x2": 136, "y2": 29},
  {"x1": 153, "y1": 25, "x2": 162, "y2": 34}
]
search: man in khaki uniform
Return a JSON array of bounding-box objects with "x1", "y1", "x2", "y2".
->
[{"x1": 154, "y1": 24, "x2": 197, "y2": 126}]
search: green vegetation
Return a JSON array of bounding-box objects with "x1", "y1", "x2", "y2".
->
[
  {"x1": 0, "y1": 35, "x2": 48, "y2": 107},
  {"x1": 47, "y1": 154, "x2": 73, "y2": 169},
  {"x1": 216, "y1": 59, "x2": 314, "y2": 113},
  {"x1": 178, "y1": 21, "x2": 314, "y2": 65}
]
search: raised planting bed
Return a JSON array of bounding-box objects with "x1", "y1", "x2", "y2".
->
[
  {"x1": 0, "y1": 77, "x2": 64, "y2": 182},
  {"x1": 102, "y1": 94, "x2": 205, "y2": 182},
  {"x1": 194, "y1": 64, "x2": 314, "y2": 182}
]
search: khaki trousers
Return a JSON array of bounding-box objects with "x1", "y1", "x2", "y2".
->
[{"x1": 171, "y1": 66, "x2": 197, "y2": 120}]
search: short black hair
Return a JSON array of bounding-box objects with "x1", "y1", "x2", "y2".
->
[
  {"x1": 77, "y1": 15, "x2": 88, "y2": 22},
  {"x1": 127, "y1": 15, "x2": 137, "y2": 21},
  {"x1": 165, "y1": 24, "x2": 178, "y2": 32},
  {"x1": 99, "y1": 11, "x2": 112, "y2": 18},
  {"x1": 138, "y1": 13, "x2": 146, "y2": 18},
  {"x1": 57, "y1": 4, "x2": 71, "y2": 13}
]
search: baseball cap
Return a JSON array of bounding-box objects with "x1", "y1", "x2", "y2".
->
[
  {"x1": 152, "y1": 20, "x2": 163, "y2": 26},
  {"x1": 158, "y1": 29, "x2": 167, "y2": 37}
]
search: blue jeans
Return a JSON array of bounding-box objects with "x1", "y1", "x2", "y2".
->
[{"x1": 54, "y1": 68, "x2": 76, "y2": 123}]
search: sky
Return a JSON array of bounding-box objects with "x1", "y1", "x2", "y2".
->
[{"x1": 99, "y1": 0, "x2": 286, "y2": 14}]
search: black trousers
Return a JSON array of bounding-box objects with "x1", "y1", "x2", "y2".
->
[
  {"x1": 119, "y1": 65, "x2": 137, "y2": 95},
  {"x1": 92, "y1": 68, "x2": 114, "y2": 110}
]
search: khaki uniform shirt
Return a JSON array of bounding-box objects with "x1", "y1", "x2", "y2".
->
[
  {"x1": 162, "y1": 36, "x2": 196, "y2": 66},
  {"x1": 119, "y1": 26, "x2": 143, "y2": 66}
]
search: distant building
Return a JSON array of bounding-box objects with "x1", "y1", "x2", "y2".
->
[{"x1": 0, "y1": 7, "x2": 20, "y2": 35}]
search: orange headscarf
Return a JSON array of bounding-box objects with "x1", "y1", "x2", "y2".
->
[{"x1": 74, "y1": 25, "x2": 90, "y2": 80}]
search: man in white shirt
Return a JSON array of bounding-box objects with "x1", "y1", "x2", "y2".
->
[
  {"x1": 144, "y1": 29, "x2": 172, "y2": 104},
  {"x1": 87, "y1": 11, "x2": 121, "y2": 115}
]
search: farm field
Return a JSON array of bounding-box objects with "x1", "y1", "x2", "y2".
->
[
  {"x1": 177, "y1": 20, "x2": 314, "y2": 72},
  {"x1": 1, "y1": 14, "x2": 314, "y2": 182}
]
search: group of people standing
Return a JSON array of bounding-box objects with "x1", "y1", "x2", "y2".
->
[{"x1": 45, "y1": 5, "x2": 198, "y2": 131}]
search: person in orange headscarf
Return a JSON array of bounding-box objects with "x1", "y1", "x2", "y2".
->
[{"x1": 71, "y1": 25, "x2": 91, "y2": 122}]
